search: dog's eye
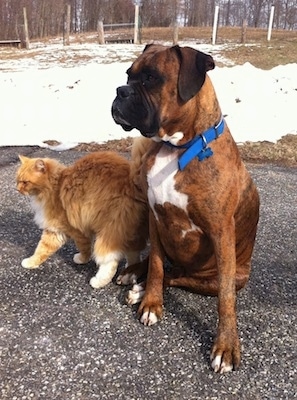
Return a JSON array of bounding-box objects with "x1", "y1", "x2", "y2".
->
[
  {"x1": 142, "y1": 73, "x2": 157, "y2": 87},
  {"x1": 147, "y1": 74, "x2": 155, "y2": 82}
]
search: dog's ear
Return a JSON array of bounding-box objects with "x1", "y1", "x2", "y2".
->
[
  {"x1": 143, "y1": 43, "x2": 154, "y2": 53},
  {"x1": 173, "y1": 46, "x2": 215, "y2": 102}
]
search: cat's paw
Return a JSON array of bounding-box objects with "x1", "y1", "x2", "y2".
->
[
  {"x1": 21, "y1": 258, "x2": 40, "y2": 269},
  {"x1": 90, "y1": 260, "x2": 118, "y2": 289},
  {"x1": 89, "y1": 275, "x2": 111, "y2": 289},
  {"x1": 73, "y1": 253, "x2": 90, "y2": 264}
]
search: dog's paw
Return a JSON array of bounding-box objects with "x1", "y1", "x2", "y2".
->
[
  {"x1": 117, "y1": 258, "x2": 149, "y2": 286},
  {"x1": 211, "y1": 355, "x2": 233, "y2": 373},
  {"x1": 140, "y1": 310, "x2": 159, "y2": 326},
  {"x1": 21, "y1": 257, "x2": 40, "y2": 269},
  {"x1": 73, "y1": 252, "x2": 90, "y2": 264},
  {"x1": 117, "y1": 271, "x2": 138, "y2": 286},
  {"x1": 210, "y1": 334, "x2": 240, "y2": 373},
  {"x1": 137, "y1": 300, "x2": 163, "y2": 327},
  {"x1": 126, "y1": 282, "x2": 145, "y2": 305}
]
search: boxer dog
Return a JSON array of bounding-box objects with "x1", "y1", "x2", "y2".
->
[{"x1": 112, "y1": 44, "x2": 259, "y2": 373}]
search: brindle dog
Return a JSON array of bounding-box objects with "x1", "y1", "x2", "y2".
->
[{"x1": 112, "y1": 44, "x2": 260, "y2": 373}]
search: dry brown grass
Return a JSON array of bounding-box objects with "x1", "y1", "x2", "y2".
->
[
  {"x1": 238, "y1": 134, "x2": 297, "y2": 166},
  {"x1": 50, "y1": 133, "x2": 296, "y2": 167},
  {"x1": 80, "y1": 26, "x2": 297, "y2": 69},
  {"x1": 141, "y1": 26, "x2": 297, "y2": 69}
]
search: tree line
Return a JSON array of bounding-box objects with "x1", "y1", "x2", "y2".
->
[{"x1": 0, "y1": 0, "x2": 296, "y2": 40}]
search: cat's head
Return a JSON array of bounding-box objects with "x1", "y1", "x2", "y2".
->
[{"x1": 16, "y1": 155, "x2": 62, "y2": 196}]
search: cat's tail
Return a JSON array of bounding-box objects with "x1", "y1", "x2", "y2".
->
[
  {"x1": 130, "y1": 136, "x2": 152, "y2": 171},
  {"x1": 130, "y1": 136, "x2": 152, "y2": 201}
]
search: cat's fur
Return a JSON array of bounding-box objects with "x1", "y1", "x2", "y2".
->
[{"x1": 16, "y1": 137, "x2": 151, "y2": 288}]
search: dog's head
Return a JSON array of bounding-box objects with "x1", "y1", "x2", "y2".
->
[{"x1": 111, "y1": 44, "x2": 215, "y2": 141}]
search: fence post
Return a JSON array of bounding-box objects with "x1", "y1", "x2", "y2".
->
[
  {"x1": 97, "y1": 20, "x2": 105, "y2": 44},
  {"x1": 212, "y1": 6, "x2": 219, "y2": 45},
  {"x1": 23, "y1": 7, "x2": 30, "y2": 49},
  {"x1": 134, "y1": 3, "x2": 140, "y2": 44},
  {"x1": 172, "y1": 23, "x2": 179, "y2": 45},
  {"x1": 267, "y1": 6, "x2": 275, "y2": 41},
  {"x1": 241, "y1": 19, "x2": 247, "y2": 44}
]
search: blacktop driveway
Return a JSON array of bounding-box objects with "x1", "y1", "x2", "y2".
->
[{"x1": 0, "y1": 145, "x2": 296, "y2": 400}]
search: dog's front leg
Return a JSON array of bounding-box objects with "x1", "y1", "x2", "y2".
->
[
  {"x1": 210, "y1": 218, "x2": 240, "y2": 373},
  {"x1": 137, "y1": 211, "x2": 165, "y2": 326}
]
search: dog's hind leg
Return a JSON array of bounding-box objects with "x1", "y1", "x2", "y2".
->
[
  {"x1": 165, "y1": 273, "x2": 219, "y2": 296},
  {"x1": 165, "y1": 267, "x2": 249, "y2": 296}
]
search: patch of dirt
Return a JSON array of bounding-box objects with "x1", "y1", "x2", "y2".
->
[
  {"x1": 238, "y1": 134, "x2": 297, "y2": 166},
  {"x1": 74, "y1": 137, "x2": 134, "y2": 155}
]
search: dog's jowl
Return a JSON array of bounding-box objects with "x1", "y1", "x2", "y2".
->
[{"x1": 112, "y1": 44, "x2": 260, "y2": 373}]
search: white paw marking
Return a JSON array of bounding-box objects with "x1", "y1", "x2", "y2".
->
[
  {"x1": 126, "y1": 283, "x2": 145, "y2": 305},
  {"x1": 220, "y1": 362, "x2": 233, "y2": 374},
  {"x1": 211, "y1": 355, "x2": 233, "y2": 373},
  {"x1": 117, "y1": 272, "x2": 138, "y2": 285},
  {"x1": 21, "y1": 258, "x2": 40, "y2": 269},
  {"x1": 140, "y1": 311, "x2": 158, "y2": 326}
]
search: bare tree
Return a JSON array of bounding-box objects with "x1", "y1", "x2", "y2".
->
[{"x1": 0, "y1": 0, "x2": 295, "y2": 41}]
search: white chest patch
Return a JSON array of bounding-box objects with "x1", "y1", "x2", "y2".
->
[
  {"x1": 147, "y1": 146, "x2": 189, "y2": 219},
  {"x1": 30, "y1": 197, "x2": 47, "y2": 230},
  {"x1": 162, "y1": 131, "x2": 184, "y2": 145}
]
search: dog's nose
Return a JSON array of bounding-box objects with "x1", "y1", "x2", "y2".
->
[{"x1": 116, "y1": 85, "x2": 134, "y2": 99}]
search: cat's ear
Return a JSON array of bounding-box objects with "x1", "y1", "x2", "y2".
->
[
  {"x1": 18, "y1": 155, "x2": 29, "y2": 164},
  {"x1": 35, "y1": 159, "x2": 46, "y2": 173}
]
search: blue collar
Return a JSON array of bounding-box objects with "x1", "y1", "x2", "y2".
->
[{"x1": 163, "y1": 115, "x2": 225, "y2": 170}]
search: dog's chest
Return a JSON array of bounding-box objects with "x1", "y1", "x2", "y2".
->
[{"x1": 147, "y1": 147, "x2": 188, "y2": 217}]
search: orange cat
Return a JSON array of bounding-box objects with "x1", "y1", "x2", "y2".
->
[{"x1": 16, "y1": 137, "x2": 151, "y2": 289}]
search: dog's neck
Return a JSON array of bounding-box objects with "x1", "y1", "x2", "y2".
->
[{"x1": 162, "y1": 115, "x2": 225, "y2": 170}]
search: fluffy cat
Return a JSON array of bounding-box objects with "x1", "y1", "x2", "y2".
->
[{"x1": 16, "y1": 137, "x2": 151, "y2": 289}]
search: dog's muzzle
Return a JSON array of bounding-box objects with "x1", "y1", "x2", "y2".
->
[
  {"x1": 111, "y1": 84, "x2": 159, "y2": 137},
  {"x1": 111, "y1": 86, "x2": 136, "y2": 131}
]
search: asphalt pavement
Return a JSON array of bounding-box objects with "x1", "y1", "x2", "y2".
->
[{"x1": 0, "y1": 145, "x2": 296, "y2": 400}]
